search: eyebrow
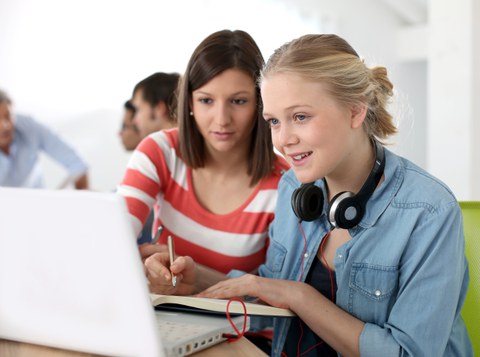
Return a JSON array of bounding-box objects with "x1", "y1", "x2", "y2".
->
[
  {"x1": 263, "y1": 104, "x2": 313, "y2": 117},
  {"x1": 193, "y1": 90, "x2": 253, "y2": 97}
]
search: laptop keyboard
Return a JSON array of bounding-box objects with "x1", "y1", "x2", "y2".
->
[
  {"x1": 155, "y1": 315, "x2": 226, "y2": 356},
  {"x1": 156, "y1": 318, "x2": 213, "y2": 342}
]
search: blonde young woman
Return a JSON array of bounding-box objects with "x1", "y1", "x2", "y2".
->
[{"x1": 165, "y1": 34, "x2": 472, "y2": 356}]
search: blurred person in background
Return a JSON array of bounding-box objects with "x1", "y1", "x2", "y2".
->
[
  {"x1": 131, "y1": 72, "x2": 181, "y2": 138},
  {"x1": 118, "y1": 98, "x2": 153, "y2": 244},
  {"x1": 125, "y1": 72, "x2": 181, "y2": 244},
  {"x1": 119, "y1": 99, "x2": 142, "y2": 151},
  {"x1": 0, "y1": 89, "x2": 89, "y2": 189}
]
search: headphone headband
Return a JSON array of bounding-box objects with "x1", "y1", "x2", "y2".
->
[{"x1": 354, "y1": 140, "x2": 385, "y2": 202}]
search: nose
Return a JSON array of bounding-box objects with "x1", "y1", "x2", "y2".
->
[
  {"x1": 275, "y1": 121, "x2": 298, "y2": 147},
  {"x1": 213, "y1": 103, "x2": 232, "y2": 126}
]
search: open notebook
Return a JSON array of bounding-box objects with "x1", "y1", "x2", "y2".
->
[
  {"x1": 151, "y1": 294, "x2": 294, "y2": 317},
  {"x1": 0, "y1": 187, "x2": 248, "y2": 357}
]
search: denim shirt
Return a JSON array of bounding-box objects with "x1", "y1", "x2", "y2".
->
[{"x1": 258, "y1": 148, "x2": 473, "y2": 357}]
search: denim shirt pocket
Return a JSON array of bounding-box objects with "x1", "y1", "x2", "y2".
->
[
  {"x1": 348, "y1": 263, "x2": 399, "y2": 324},
  {"x1": 262, "y1": 239, "x2": 287, "y2": 279}
]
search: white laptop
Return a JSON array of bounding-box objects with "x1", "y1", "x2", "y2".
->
[{"x1": 0, "y1": 187, "x2": 249, "y2": 357}]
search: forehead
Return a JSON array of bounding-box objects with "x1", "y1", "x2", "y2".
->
[
  {"x1": 261, "y1": 73, "x2": 328, "y2": 111},
  {"x1": 261, "y1": 72, "x2": 305, "y2": 94},
  {"x1": 132, "y1": 89, "x2": 146, "y2": 104},
  {"x1": 194, "y1": 68, "x2": 255, "y2": 95}
]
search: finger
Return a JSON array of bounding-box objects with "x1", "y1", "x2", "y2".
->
[
  {"x1": 199, "y1": 276, "x2": 256, "y2": 298},
  {"x1": 145, "y1": 253, "x2": 172, "y2": 280},
  {"x1": 149, "y1": 281, "x2": 176, "y2": 295},
  {"x1": 139, "y1": 243, "x2": 167, "y2": 260},
  {"x1": 198, "y1": 283, "x2": 235, "y2": 298},
  {"x1": 169, "y1": 256, "x2": 188, "y2": 274},
  {"x1": 156, "y1": 244, "x2": 168, "y2": 252}
]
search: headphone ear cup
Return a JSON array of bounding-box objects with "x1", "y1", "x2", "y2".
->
[
  {"x1": 291, "y1": 184, "x2": 324, "y2": 222},
  {"x1": 328, "y1": 191, "x2": 363, "y2": 229}
]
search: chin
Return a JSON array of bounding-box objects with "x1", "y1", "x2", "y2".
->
[{"x1": 292, "y1": 171, "x2": 316, "y2": 184}]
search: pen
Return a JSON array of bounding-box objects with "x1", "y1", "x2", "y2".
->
[
  {"x1": 152, "y1": 225, "x2": 163, "y2": 245},
  {"x1": 167, "y1": 235, "x2": 177, "y2": 287}
]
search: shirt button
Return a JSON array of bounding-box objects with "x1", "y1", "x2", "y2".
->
[
  {"x1": 337, "y1": 254, "x2": 343, "y2": 259},
  {"x1": 374, "y1": 289, "x2": 382, "y2": 297},
  {"x1": 304, "y1": 253, "x2": 309, "y2": 258}
]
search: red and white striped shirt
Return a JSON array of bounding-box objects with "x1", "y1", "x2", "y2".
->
[{"x1": 117, "y1": 128, "x2": 289, "y2": 274}]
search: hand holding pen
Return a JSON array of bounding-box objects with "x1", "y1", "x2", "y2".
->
[
  {"x1": 144, "y1": 240, "x2": 198, "y2": 295},
  {"x1": 144, "y1": 226, "x2": 181, "y2": 291}
]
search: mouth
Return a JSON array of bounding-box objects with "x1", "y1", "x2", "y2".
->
[
  {"x1": 211, "y1": 131, "x2": 234, "y2": 139},
  {"x1": 290, "y1": 152, "x2": 313, "y2": 162}
]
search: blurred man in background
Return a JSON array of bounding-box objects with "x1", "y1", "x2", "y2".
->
[
  {"x1": 131, "y1": 72, "x2": 180, "y2": 137},
  {"x1": 122, "y1": 72, "x2": 180, "y2": 244},
  {"x1": 0, "y1": 89, "x2": 89, "y2": 189},
  {"x1": 119, "y1": 99, "x2": 141, "y2": 151}
]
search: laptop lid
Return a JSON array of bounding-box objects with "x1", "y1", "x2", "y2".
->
[{"x1": 0, "y1": 187, "x2": 163, "y2": 357}]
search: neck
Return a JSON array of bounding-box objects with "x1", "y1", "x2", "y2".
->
[
  {"x1": 199, "y1": 145, "x2": 250, "y2": 181},
  {"x1": 325, "y1": 138, "x2": 376, "y2": 201},
  {"x1": 162, "y1": 120, "x2": 176, "y2": 130}
]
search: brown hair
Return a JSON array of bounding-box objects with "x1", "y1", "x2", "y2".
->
[
  {"x1": 261, "y1": 34, "x2": 397, "y2": 141},
  {"x1": 177, "y1": 29, "x2": 275, "y2": 186},
  {"x1": 133, "y1": 72, "x2": 181, "y2": 122}
]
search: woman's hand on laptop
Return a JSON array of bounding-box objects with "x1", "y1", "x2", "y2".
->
[{"x1": 145, "y1": 252, "x2": 197, "y2": 296}]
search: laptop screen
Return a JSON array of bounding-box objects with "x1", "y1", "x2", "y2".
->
[{"x1": 0, "y1": 188, "x2": 163, "y2": 357}]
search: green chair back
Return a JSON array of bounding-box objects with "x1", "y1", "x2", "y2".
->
[{"x1": 459, "y1": 201, "x2": 480, "y2": 356}]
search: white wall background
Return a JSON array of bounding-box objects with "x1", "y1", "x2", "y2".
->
[
  {"x1": 1, "y1": 0, "x2": 478, "y2": 199},
  {"x1": 0, "y1": 0, "x2": 326, "y2": 191}
]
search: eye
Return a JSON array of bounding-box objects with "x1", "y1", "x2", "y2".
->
[
  {"x1": 232, "y1": 98, "x2": 247, "y2": 105},
  {"x1": 198, "y1": 97, "x2": 212, "y2": 104},
  {"x1": 294, "y1": 114, "x2": 307, "y2": 122},
  {"x1": 265, "y1": 118, "x2": 280, "y2": 128}
]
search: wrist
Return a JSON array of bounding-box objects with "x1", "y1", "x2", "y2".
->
[
  {"x1": 193, "y1": 264, "x2": 227, "y2": 293},
  {"x1": 289, "y1": 282, "x2": 315, "y2": 312}
]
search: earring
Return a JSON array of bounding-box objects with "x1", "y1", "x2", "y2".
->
[{"x1": 189, "y1": 111, "x2": 193, "y2": 116}]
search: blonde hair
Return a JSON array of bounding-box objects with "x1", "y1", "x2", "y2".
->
[{"x1": 260, "y1": 34, "x2": 397, "y2": 141}]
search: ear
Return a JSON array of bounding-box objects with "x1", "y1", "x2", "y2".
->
[
  {"x1": 350, "y1": 103, "x2": 368, "y2": 129},
  {"x1": 153, "y1": 101, "x2": 168, "y2": 120}
]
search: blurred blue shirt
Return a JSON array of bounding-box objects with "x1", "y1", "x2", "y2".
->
[{"x1": 0, "y1": 114, "x2": 88, "y2": 188}]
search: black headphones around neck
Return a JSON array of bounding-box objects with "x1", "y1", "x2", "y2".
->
[{"x1": 291, "y1": 140, "x2": 385, "y2": 229}]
